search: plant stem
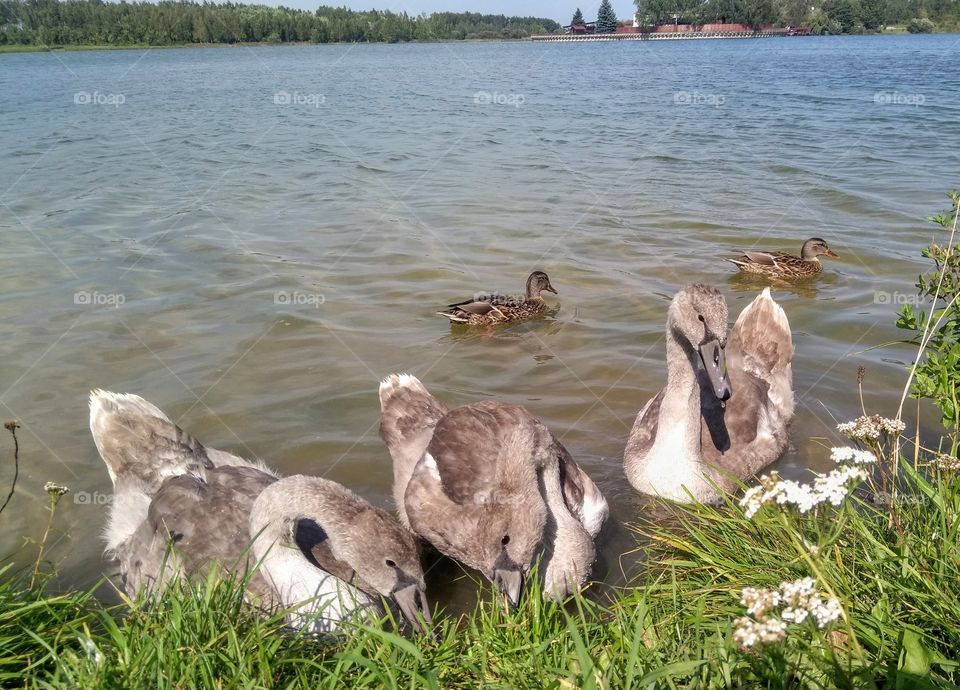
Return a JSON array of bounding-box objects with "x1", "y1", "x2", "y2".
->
[
  {"x1": 778, "y1": 512, "x2": 868, "y2": 668},
  {"x1": 895, "y1": 200, "x2": 960, "y2": 456},
  {"x1": 30, "y1": 499, "x2": 58, "y2": 590},
  {"x1": 0, "y1": 422, "x2": 19, "y2": 515}
]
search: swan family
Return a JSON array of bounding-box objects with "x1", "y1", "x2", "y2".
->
[{"x1": 88, "y1": 247, "x2": 821, "y2": 633}]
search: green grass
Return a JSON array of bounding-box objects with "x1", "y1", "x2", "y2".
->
[{"x1": 3, "y1": 459, "x2": 959, "y2": 689}]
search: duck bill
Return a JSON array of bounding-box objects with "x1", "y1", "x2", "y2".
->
[
  {"x1": 493, "y1": 567, "x2": 523, "y2": 607},
  {"x1": 698, "y1": 339, "x2": 732, "y2": 401},
  {"x1": 826, "y1": 249, "x2": 839, "y2": 258},
  {"x1": 544, "y1": 284, "x2": 558, "y2": 295},
  {"x1": 392, "y1": 583, "x2": 432, "y2": 634}
]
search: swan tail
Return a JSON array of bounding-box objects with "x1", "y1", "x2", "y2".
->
[
  {"x1": 730, "y1": 289, "x2": 795, "y2": 416},
  {"x1": 89, "y1": 390, "x2": 212, "y2": 494},
  {"x1": 378, "y1": 374, "x2": 448, "y2": 526}
]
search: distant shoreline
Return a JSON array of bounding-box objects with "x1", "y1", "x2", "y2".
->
[
  {"x1": 0, "y1": 29, "x2": 954, "y2": 54},
  {"x1": 0, "y1": 39, "x2": 531, "y2": 54}
]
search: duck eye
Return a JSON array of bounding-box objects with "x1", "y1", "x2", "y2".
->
[
  {"x1": 385, "y1": 559, "x2": 396, "y2": 568},
  {"x1": 501, "y1": 535, "x2": 510, "y2": 546}
]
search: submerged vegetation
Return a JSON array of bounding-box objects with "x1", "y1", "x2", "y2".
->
[
  {"x1": 0, "y1": 1, "x2": 559, "y2": 48},
  {"x1": 3, "y1": 195, "x2": 960, "y2": 687}
]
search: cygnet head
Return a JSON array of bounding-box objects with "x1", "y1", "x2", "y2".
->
[
  {"x1": 668, "y1": 284, "x2": 732, "y2": 401},
  {"x1": 345, "y1": 507, "x2": 432, "y2": 632}
]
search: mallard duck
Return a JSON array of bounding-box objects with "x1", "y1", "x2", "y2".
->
[
  {"x1": 624, "y1": 285, "x2": 794, "y2": 503},
  {"x1": 89, "y1": 390, "x2": 431, "y2": 633},
  {"x1": 727, "y1": 238, "x2": 839, "y2": 281},
  {"x1": 379, "y1": 374, "x2": 608, "y2": 603},
  {"x1": 438, "y1": 271, "x2": 557, "y2": 325}
]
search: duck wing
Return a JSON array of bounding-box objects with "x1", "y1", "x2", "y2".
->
[
  {"x1": 699, "y1": 289, "x2": 793, "y2": 483},
  {"x1": 554, "y1": 440, "x2": 608, "y2": 538},
  {"x1": 623, "y1": 390, "x2": 665, "y2": 476},
  {"x1": 728, "y1": 287, "x2": 794, "y2": 418},
  {"x1": 426, "y1": 401, "x2": 543, "y2": 503},
  {"x1": 114, "y1": 465, "x2": 275, "y2": 598}
]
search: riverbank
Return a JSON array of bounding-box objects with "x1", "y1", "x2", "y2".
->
[
  {"x1": 5, "y1": 202, "x2": 960, "y2": 688},
  {"x1": 4, "y1": 445, "x2": 959, "y2": 687}
]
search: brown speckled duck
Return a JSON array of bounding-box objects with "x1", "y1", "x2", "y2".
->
[
  {"x1": 438, "y1": 271, "x2": 557, "y2": 325},
  {"x1": 727, "y1": 238, "x2": 839, "y2": 281}
]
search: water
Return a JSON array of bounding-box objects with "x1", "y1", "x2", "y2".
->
[{"x1": 0, "y1": 36, "x2": 958, "y2": 607}]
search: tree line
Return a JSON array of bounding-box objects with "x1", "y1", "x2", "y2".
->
[
  {"x1": 0, "y1": 0, "x2": 560, "y2": 46},
  {"x1": 633, "y1": 0, "x2": 959, "y2": 31}
]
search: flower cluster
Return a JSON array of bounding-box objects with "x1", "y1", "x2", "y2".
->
[
  {"x1": 779, "y1": 577, "x2": 842, "y2": 627},
  {"x1": 829, "y1": 446, "x2": 877, "y2": 465},
  {"x1": 837, "y1": 415, "x2": 905, "y2": 441},
  {"x1": 733, "y1": 577, "x2": 842, "y2": 650},
  {"x1": 44, "y1": 481, "x2": 69, "y2": 499},
  {"x1": 740, "y1": 466, "x2": 867, "y2": 519},
  {"x1": 934, "y1": 453, "x2": 960, "y2": 473},
  {"x1": 733, "y1": 617, "x2": 788, "y2": 648}
]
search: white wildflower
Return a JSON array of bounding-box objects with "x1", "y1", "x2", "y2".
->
[
  {"x1": 43, "y1": 482, "x2": 70, "y2": 502},
  {"x1": 733, "y1": 577, "x2": 842, "y2": 651},
  {"x1": 830, "y1": 447, "x2": 877, "y2": 465},
  {"x1": 779, "y1": 577, "x2": 816, "y2": 609},
  {"x1": 740, "y1": 485, "x2": 766, "y2": 519},
  {"x1": 758, "y1": 617, "x2": 788, "y2": 643},
  {"x1": 733, "y1": 616, "x2": 787, "y2": 649},
  {"x1": 934, "y1": 453, "x2": 960, "y2": 473},
  {"x1": 811, "y1": 598, "x2": 843, "y2": 628},
  {"x1": 837, "y1": 415, "x2": 904, "y2": 441},
  {"x1": 740, "y1": 467, "x2": 865, "y2": 519},
  {"x1": 741, "y1": 586, "x2": 780, "y2": 617}
]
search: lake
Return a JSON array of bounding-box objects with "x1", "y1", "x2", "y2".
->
[{"x1": 0, "y1": 36, "x2": 958, "y2": 608}]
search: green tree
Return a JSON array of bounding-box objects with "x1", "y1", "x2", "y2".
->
[
  {"x1": 822, "y1": 0, "x2": 859, "y2": 30},
  {"x1": 741, "y1": 0, "x2": 779, "y2": 27},
  {"x1": 781, "y1": 0, "x2": 811, "y2": 24},
  {"x1": 571, "y1": 7, "x2": 585, "y2": 24},
  {"x1": 859, "y1": 0, "x2": 887, "y2": 29},
  {"x1": 596, "y1": 0, "x2": 619, "y2": 30}
]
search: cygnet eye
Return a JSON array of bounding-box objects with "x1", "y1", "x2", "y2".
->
[
  {"x1": 385, "y1": 558, "x2": 397, "y2": 568},
  {"x1": 697, "y1": 314, "x2": 705, "y2": 322},
  {"x1": 501, "y1": 535, "x2": 510, "y2": 546}
]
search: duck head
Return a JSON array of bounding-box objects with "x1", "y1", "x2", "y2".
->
[
  {"x1": 669, "y1": 284, "x2": 732, "y2": 402},
  {"x1": 526, "y1": 271, "x2": 558, "y2": 299},
  {"x1": 800, "y1": 238, "x2": 839, "y2": 261}
]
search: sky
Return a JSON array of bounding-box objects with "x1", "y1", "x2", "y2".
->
[{"x1": 275, "y1": 1, "x2": 638, "y2": 24}]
